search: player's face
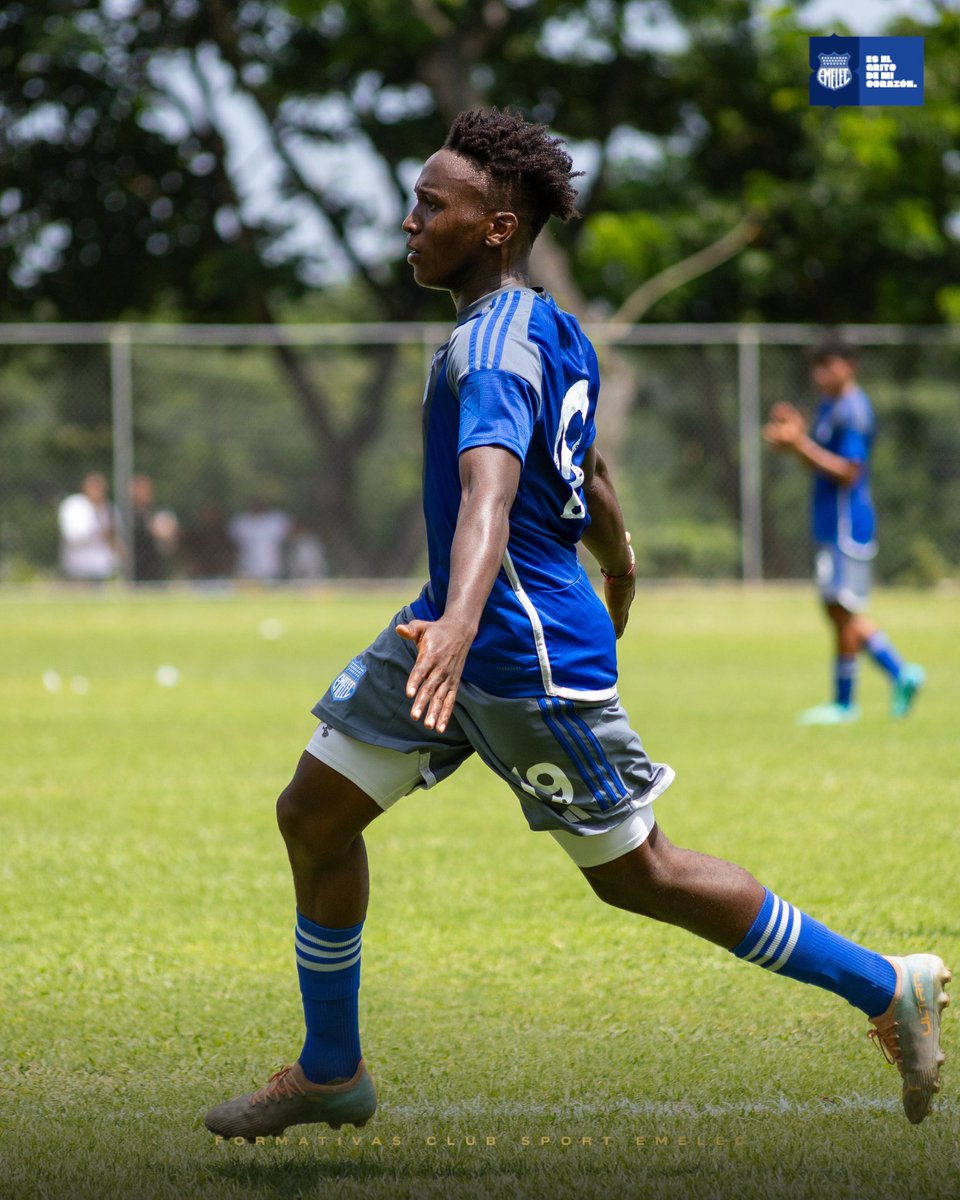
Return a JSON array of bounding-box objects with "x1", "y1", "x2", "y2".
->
[
  {"x1": 402, "y1": 150, "x2": 497, "y2": 296},
  {"x1": 812, "y1": 355, "x2": 855, "y2": 397}
]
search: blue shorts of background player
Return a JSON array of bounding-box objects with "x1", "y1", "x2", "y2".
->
[{"x1": 764, "y1": 338, "x2": 925, "y2": 725}]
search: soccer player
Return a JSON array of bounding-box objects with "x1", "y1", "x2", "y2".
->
[
  {"x1": 763, "y1": 339, "x2": 925, "y2": 724},
  {"x1": 204, "y1": 110, "x2": 948, "y2": 1138}
]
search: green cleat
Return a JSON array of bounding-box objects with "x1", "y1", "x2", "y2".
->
[
  {"x1": 796, "y1": 702, "x2": 860, "y2": 726},
  {"x1": 891, "y1": 664, "x2": 925, "y2": 719},
  {"x1": 868, "y1": 954, "x2": 951, "y2": 1124},
  {"x1": 204, "y1": 1059, "x2": 377, "y2": 1140}
]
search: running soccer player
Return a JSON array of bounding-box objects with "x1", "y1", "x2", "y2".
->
[
  {"x1": 204, "y1": 110, "x2": 948, "y2": 1138},
  {"x1": 763, "y1": 339, "x2": 925, "y2": 724}
]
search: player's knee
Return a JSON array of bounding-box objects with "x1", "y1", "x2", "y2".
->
[
  {"x1": 276, "y1": 772, "x2": 361, "y2": 867},
  {"x1": 275, "y1": 775, "x2": 328, "y2": 844},
  {"x1": 582, "y1": 862, "x2": 660, "y2": 918},
  {"x1": 276, "y1": 779, "x2": 309, "y2": 846},
  {"x1": 581, "y1": 834, "x2": 678, "y2": 918},
  {"x1": 587, "y1": 875, "x2": 661, "y2": 919}
]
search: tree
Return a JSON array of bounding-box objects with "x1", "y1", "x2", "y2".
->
[{"x1": 0, "y1": 0, "x2": 695, "y2": 572}]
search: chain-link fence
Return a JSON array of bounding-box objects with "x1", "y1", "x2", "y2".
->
[{"x1": 1, "y1": 322, "x2": 958, "y2": 585}]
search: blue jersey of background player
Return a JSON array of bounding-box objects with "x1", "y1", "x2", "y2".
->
[
  {"x1": 764, "y1": 338, "x2": 924, "y2": 724},
  {"x1": 811, "y1": 383, "x2": 876, "y2": 558},
  {"x1": 205, "y1": 112, "x2": 948, "y2": 1142},
  {"x1": 411, "y1": 284, "x2": 618, "y2": 700}
]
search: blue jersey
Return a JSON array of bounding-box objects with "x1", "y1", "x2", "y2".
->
[
  {"x1": 810, "y1": 386, "x2": 876, "y2": 558},
  {"x1": 410, "y1": 286, "x2": 618, "y2": 701}
]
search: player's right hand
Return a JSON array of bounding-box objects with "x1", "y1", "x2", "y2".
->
[
  {"x1": 396, "y1": 615, "x2": 472, "y2": 734},
  {"x1": 762, "y1": 401, "x2": 806, "y2": 449}
]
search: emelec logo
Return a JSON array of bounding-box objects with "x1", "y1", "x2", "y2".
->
[{"x1": 913, "y1": 970, "x2": 932, "y2": 1036}]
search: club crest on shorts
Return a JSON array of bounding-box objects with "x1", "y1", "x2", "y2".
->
[
  {"x1": 330, "y1": 657, "x2": 367, "y2": 701},
  {"x1": 817, "y1": 52, "x2": 852, "y2": 90}
]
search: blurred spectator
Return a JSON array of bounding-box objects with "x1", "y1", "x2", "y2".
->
[
  {"x1": 179, "y1": 501, "x2": 235, "y2": 580},
  {"x1": 286, "y1": 520, "x2": 329, "y2": 581},
  {"x1": 57, "y1": 471, "x2": 118, "y2": 581},
  {"x1": 229, "y1": 500, "x2": 292, "y2": 581},
  {"x1": 130, "y1": 473, "x2": 179, "y2": 582}
]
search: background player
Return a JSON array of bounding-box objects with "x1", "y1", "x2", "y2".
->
[
  {"x1": 764, "y1": 338, "x2": 925, "y2": 724},
  {"x1": 204, "y1": 111, "x2": 948, "y2": 1140}
]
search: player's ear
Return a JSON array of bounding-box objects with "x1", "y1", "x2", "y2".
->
[{"x1": 485, "y1": 210, "x2": 519, "y2": 248}]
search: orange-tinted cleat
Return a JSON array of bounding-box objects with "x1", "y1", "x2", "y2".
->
[
  {"x1": 204, "y1": 1059, "x2": 376, "y2": 1140},
  {"x1": 868, "y1": 954, "x2": 951, "y2": 1123}
]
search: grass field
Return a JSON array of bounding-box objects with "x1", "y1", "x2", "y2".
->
[{"x1": 2, "y1": 583, "x2": 958, "y2": 1200}]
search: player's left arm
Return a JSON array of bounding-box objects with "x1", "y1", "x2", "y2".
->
[
  {"x1": 763, "y1": 401, "x2": 861, "y2": 486},
  {"x1": 580, "y1": 445, "x2": 636, "y2": 637},
  {"x1": 397, "y1": 445, "x2": 520, "y2": 733}
]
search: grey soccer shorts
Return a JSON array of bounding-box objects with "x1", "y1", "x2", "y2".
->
[
  {"x1": 307, "y1": 606, "x2": 674, "y2": 868},
  {"x1": 815, "y1": 543, "x2": 873, "y2": 613}
]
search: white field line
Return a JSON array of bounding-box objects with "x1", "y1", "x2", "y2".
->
[{"x1": 383, "y1": 1095, "x2": 960, "y2": 1120}]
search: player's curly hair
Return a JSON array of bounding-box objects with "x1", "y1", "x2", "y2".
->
[{"x1": 444, "y1": 108, "x2": 582, "y2": 241}]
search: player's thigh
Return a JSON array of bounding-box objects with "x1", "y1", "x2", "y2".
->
[
  {"x1": 302, "y1": 606, "x2": 476, "y2": 822},
  {"x1": 815, "y1": 544, "x2": 871, "y2": 613}
]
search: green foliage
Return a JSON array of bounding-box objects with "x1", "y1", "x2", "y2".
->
[
  {"x1": 935, "y1": 285, "x2": 960, "y2": 323},
  {"x1": 631, "y1": 518, "x2": 740, "y2": 578},
  {"x1": 896, "y1": 534, "x2": 953, "y2": 587},
  {"x1": 579, "y1": 8, "x2": 960, "y2": 323},
  {"x1": 0, "y1": 2, "x2": 304, "y2": 322},
  {"x1": 3, "y1": 1, "x2": 956, "y2": 326}
]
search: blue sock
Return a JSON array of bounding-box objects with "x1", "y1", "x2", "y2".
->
[
  {"x1": 295, "y1": 911, "x2": 363, "y2": 1084},
  {"x1": 732, "y1": 889, "x2": 897, "y2": 1017},
  {"x1": 864, "y1": 631, "x2": 905, "y2": 681},
  {"x1": 834, "y1": 655, "x2": 858, "y2": 708}
]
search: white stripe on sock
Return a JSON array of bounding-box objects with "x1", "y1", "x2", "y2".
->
[
  {"x1": 767, "y1": 909, "x2": 803, "y2": 973},
  {"x1": 295, "y1": 932, "x2": 361, "y2": 961},
  {"x1": 295, "y1": 949, "x2": 362, "y2": 973},
  {"x1": 741, "y1": 895, "x2": 781, "y2": 962},
  {"x1": 756, "y1": 900, "x2": 793, "y2": 967},
  {"x1": 295, "y1": 924, "x2": 363, "y2": 951}
]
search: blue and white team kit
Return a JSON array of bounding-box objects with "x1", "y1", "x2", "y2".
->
[
  {"x1": 309, "y1": 286, "x2": 673, "y2": 867},
  {"x1": 810, "y1": 387, "x2": 877, "y2": 612}
]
